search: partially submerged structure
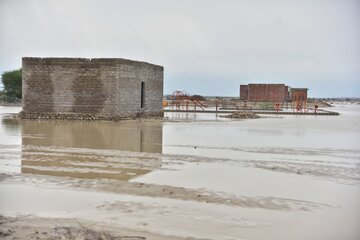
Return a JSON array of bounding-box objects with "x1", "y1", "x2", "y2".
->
[
  {"x1": 239, "y1": 83, "x2": 309, "y2": 112},
  {"x1": 21, "y1": 57, "x2": 164, "y2": 120}
]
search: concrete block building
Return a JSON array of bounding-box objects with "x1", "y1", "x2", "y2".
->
[{"x1": 22, "y1": 57, "x2": 164, "y2": 119}]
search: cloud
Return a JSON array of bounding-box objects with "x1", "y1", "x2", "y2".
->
[{"x1": 1, "y1": 0, "x2": 359, "y2": 96}]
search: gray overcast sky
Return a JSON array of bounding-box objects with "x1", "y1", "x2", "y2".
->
[{"x1": 1, "y1": 0, "x2": 359, "y2": 97}]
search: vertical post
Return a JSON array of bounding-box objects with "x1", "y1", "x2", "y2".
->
[
  {"x1": 194, "y1": 102, "x2": 197, "y2": 111},
  {"x1": 275, "y1": 103, "x2": 279, "y2": 113}
]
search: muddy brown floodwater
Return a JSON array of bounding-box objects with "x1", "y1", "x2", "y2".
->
[{"x1": 0, "y1": 104, "x2": 359, "y2": 240}]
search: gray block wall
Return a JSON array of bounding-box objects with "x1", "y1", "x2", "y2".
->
[{"x1": 22, "y1": 57, "x2": 164, "y2": 118}]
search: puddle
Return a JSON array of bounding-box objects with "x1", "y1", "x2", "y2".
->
[{"x1": 134, "y1": 161, "x2": 360, "y2": 206}]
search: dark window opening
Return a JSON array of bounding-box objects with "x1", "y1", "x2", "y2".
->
[{"x1": 141, "y1": 82, "x2": 145, "y2": 108}]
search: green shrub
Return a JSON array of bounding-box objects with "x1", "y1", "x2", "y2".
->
[{"x1": 1, "y1": 69, "x2": 22, "y2": 99}]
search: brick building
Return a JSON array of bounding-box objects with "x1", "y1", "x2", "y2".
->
[
  {"x1": 22, "y1": 57, "x2": 163, "y2": 119},
  {"x1": 240, "y1": 83, "x2": 290, "y2": 102}
]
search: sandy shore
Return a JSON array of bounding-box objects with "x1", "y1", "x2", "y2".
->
[
  {"x1": 1, "y1": 172, "x2": 331, "y2": 212},
  {"x1": 0, "y1": 215, "x2": 202, "y2": 240}
]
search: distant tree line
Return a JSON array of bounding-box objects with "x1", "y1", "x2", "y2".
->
[{"x1": 1, "y1": 69, "x2": 22, "y2": 100}]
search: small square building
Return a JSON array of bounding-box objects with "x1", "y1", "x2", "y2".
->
[{"x1": 21, "y1": 57, "x2": 164, "y2": 119}]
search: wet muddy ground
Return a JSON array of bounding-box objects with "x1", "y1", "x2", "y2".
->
[{"x1": 0, "y1": 104, "x2": 359, "y2": 239}]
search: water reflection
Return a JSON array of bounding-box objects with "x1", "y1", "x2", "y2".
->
[
  {"x1": 1, "y1": 118, "x2": 21, "y2": 133},
  {"x1": 20, "y1": 120, "x2": 163, "y2": 181}
]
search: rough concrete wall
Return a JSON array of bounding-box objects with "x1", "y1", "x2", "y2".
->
[
  {"x1": 22, "y1": 57, "x2": 163, "y2": 117},
  {"x1": 22, "y1": 58, "x2": 54, "y2": 112},
  {"x1": 247, "y1": 84, "x2": 285, "y2": 102},
  {"x1": 240, "y1": 85, "x2": 248, "y2": 100},
  {"x1": 115, "y1": 61, "x2": 163, "y2": 117}
]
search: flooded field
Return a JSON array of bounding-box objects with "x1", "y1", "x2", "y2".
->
[{"x1": 0, "y1": 104, "x2": 360, "y2": 240}]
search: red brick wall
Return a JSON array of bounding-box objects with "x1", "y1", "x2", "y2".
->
[
  {"x1": 267, "y1": 84, "x2": 286, "y2": 102},
  {"x1": 247, "y1": 84, "x2": 286, "y2": 102},
  {"x1": 248, "y1": 84, "x2": 267, "y2": 101},
  {"x1": 240, "y1": 85, "x2": 248, "y2": 100}
]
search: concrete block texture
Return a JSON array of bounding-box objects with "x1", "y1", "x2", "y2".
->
[{"x1": 22, "y1": 57, "x2": 164, "y2": 118}]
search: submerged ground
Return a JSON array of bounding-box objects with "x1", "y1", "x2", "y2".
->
[{"x1": 0, "y1": 104, "x2": 359, "y2": 240}]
